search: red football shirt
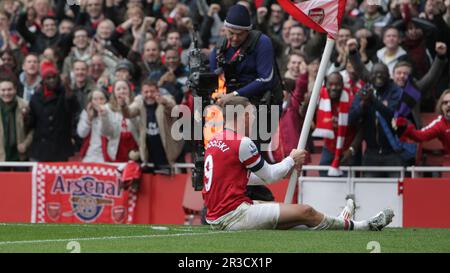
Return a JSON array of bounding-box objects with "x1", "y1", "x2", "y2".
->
[{"x1": 203, "y1": 129, "x2": 264, "y2": 221}]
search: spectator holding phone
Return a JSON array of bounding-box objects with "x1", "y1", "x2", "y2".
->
[
  {"x1": 77, "y1": 89, "x2": 109, "y2": 162},
  {"x1": 97, "y1": 79, "x2": 139, "y2": 162}
]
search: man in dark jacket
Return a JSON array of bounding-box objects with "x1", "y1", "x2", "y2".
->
[
  {"x1": 149, "y1": 47, "x2": 187, "y2": 105},
  {"x1": 128, "y1": 39, "x2": 165, "y2": 83},
  {"x1": 27, "y1": 61, "x2": 80, "y2": 162},
  {"x1": 348, "y1": 38, "x2": 448, "y2": 128},
  {"x1": 17, "y1": 14, "x2": 70, "y2": 55},
  {"x1": 349, "y1": 62, "x2": 403, "y2": 177}
]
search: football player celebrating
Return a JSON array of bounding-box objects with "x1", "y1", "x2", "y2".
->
[{"x1": 203, "y1": 96, "x2": 394, "y2": 231}]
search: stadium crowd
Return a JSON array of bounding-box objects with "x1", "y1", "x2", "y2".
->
[{"x1": 0, "y1": 0, "x2": 449, "y2": 175}]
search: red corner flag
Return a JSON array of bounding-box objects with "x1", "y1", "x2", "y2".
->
[{"x1": 276, "y1": 0, "x2": 347, "y2": 39}]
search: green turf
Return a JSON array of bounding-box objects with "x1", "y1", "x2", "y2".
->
[{"x1": 0, "y1": 223, "x2": 449, "y2": 253}]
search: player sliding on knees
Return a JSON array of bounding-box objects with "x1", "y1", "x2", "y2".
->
[{"x1": 203, "y1": 96, "x2": 394, "y2": 231}]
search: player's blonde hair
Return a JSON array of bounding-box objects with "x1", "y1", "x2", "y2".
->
[
  {"x1": 222, "y1": 96, "x2": 250, "y2": 108},
  {"x1": 221, "y1": 96, "x2": 252, "y2": 121}
]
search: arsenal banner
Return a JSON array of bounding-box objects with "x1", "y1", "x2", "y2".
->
[
  {"x1": 31, "y1": 162, "x2": 138, "y2": 224},
  {"x1": 276, "y1": 0, "x2": 347, "y2": 39}
]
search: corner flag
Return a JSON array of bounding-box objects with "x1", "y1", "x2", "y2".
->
[
  {"x1": 277, "y1": 0, "x2": 348, "y2": 202},
  {"x1": 276, "y1": 0, "x2": 347, "y2": 39}
]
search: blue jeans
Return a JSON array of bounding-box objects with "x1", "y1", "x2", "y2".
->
[{"x1": 319, "y1": 147, "x2": 336, "y2": 177}]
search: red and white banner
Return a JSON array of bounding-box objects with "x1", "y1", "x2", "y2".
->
[
  {"x1": 31, "y1": 162, "x2": 137, "y2": 224},
  {"x1": 276, "y1": 0, "x2": 347, "y2": 39}
]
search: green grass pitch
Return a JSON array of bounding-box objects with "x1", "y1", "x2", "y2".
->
[{"x1": 0, "y1": 223, "x2": 449, "y2": 253}]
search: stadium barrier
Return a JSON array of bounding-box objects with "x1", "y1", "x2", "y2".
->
[
  {"x1": 0, "y1": 162, "x2": 290, "y2": 224},
  {"x1": 0, "y1": 162, "x2": 449, "y2": 227},
  {"x1": 299, "y1": 166, "x2": 450, "y2": 228}
]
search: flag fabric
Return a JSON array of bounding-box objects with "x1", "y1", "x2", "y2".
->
[
  {"x1": 276, "y1": 0, "x2": 347, "y2": 39},
  {"x1": 312, "y1": 87, "x2": 351, "y2": 176},
  {"x1": 31, "y1": 162, "x2": 138, "y2": 224},
  {"x1": 395, "y1": 77, "x2": 421, "y2": 119}
]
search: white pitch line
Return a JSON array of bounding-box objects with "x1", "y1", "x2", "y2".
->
[
  {"x1": 0, "y1": 223, "x2": 203, "y2": 230},
  {"x1": 0, "y1": 231, "x2": 239, "y2": 246},
  {"x1": 0, "y1": 223, "x2": 158, "y2": 228}
]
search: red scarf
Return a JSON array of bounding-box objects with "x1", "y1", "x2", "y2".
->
[
  {"x1": 102, "y1": 118, "x2": 138, "y2": 162},
  {"x1": 312, "y1": 87, "x2": 351, "y2": 176},
  {"x1": 43, "y1": 86, "x2": 54, "y2": 98},
  {"x1": 345, "y1": 78, "x2": 364, "y2": 97},
  {"x1": 79, "y1": 132, "x2": 108, "y2": 162},
  {"x1": 80, "y1": 118, "x2": 138, "y2": 163}
]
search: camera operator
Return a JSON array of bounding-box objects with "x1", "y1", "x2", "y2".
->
[
  {"x1": 209, "y1": 4, "x2": 281, "y2": 122},
  {"x1": 208, "y1": 4, "x2": 281, "y2": 201}
]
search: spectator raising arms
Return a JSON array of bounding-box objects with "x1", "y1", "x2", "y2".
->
[
  {"x1": 268, "y1": 58, "x2": 308, "y2": 163},
  {"x1": 128, "y1": 38, "x2": 164, "y2": 83},
  {"x1": 150, "y1": 47, "x2": 187, "y2": 104},
  {"x1": 396, "y1": 90, "x2": 450, "y2": 155},
  {"x1": 27, "y1": 60, "x2": 80, "y2": 162},
  {"x1": 98, "y1": 79, "x2": 139, "y2": 162},
  {"x1": 17, "y1": 12, "x2": 69, "y2": 54},
  {"x1": 376, "y1": 27, "x2": 408, "y2": 77},
  {"x1": 121, "y1": 80, "x2": 184, "y2": 171}
]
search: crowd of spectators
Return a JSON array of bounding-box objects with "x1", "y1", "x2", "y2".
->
[{"x1": 0, "y1": 0, "x2": 449, "y2": 175}]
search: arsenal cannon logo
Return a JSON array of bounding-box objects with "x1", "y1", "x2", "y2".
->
[{"x1": 308, "y1": 8, "x2": 325, "y2": 25}]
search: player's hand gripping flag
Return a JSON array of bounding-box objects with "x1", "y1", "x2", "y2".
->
[{"x1": 276, "y1": 0, "x2": 347, "y2": 39}]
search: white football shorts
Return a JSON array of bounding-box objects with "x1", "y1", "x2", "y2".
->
[{"x1": 207, "y1": 201, "x2": 280, "y2": 230}]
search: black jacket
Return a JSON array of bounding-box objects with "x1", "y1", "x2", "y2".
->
[
  {"x1": 17, "y1": 12, "x2": 72, "y2": 55},
  {"x1": 349, "y1": 81, "x2": 403, "y2": 154},
  {"x1": 28, "y1": 86, "x2": 80, "y2": 161}
]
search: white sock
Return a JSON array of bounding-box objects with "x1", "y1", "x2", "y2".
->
[
  {"x1": 352, "y1": 220, "x2": 369, "y2": 230},
  {"x1": 310, "y1": 215, "x2": 369, "y2": 231}
]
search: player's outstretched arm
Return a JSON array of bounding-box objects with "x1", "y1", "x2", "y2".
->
[{"x1": 240, "y1": 137, "x2": 306, "y2": 185}]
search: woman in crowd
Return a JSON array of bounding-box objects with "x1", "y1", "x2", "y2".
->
[
  {"x1": 98, "y1": 80, "x2": 139, "y2": 162},
  {"x1": 77, "y1": 90, "x2": 108, "y2": 162}
]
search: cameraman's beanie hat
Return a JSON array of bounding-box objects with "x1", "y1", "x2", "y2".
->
[{"x1": 224, "y1": 4, "x2": 252, "y2": 31}]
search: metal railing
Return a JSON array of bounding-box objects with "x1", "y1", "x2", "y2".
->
[{"x1": 1, "y1": 162, "x2": 449, "y2": 178}]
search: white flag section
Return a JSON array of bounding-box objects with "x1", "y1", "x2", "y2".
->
[
  {"x1": 296, "y1": 0, "x2": 339, "y2": 38},
  {"x1": 276, "y1": 0, "x2": 346, "y2": 39}
]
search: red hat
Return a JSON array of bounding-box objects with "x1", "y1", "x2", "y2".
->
[{"x1": 40, "y1": 60, "x2": 58, "y2": 79}]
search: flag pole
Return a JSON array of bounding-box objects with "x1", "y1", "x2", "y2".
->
[{"x1": 284, "y1": 37, "x2": 335, "y2": 204}]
